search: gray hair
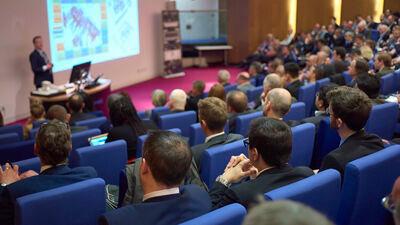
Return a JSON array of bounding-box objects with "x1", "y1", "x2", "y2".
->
[
  {"x1": 218, "y1": 69, "x2": 231, "y2": 84},
  {"x1": 152, "y1": 89, "x2": 167, "y2": 107},
  {"x1": 267, "y1": 88, "x2": 292, "y2": 118},
  {"x1": 243, "y1": 201, "x2": 334, "y2": 225},
  {"x1": 169, "y1": 89, "x2": 187, "y2": 110},
  {"x1": 263, "y1": 73, "x2": 282, "y2": 91}
]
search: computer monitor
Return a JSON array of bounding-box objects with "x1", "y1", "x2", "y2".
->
[{"x1": 69, "y1": 61, "x2": 91, "y2": 83}]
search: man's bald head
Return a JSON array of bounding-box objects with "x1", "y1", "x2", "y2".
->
[
  {"x1": 265, "y1": 88, "x2": 292, "y2": 118},
  {"x1": 317, "y1": 51, "x2": 328, "y2": 65},
  {"x1": 227, "y1": 90, "x2": 248, "y2": 113},
  {"x1": 47, "y1": 105, "x2": 70, "y2": 123}
]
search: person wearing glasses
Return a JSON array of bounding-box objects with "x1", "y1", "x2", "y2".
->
[
  {"x1": 209, "y1": 117, "x2": 314, "y2": 209},
  {"x1": 0, "y1": 120, "x2": 97, "y2": 225},
  {"x1": 382, "y1": 177, "x2": 400, "y2": 225}
]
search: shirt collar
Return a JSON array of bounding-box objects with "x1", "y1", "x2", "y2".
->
[
  {"x1": 339, "y1": 131, "x2": 357, "y2": 147},
  {"x1": 205, "y1": 131, "x2": 225, "y2": 143},
  {"x1": 40, "y1": 163, "x2": 67, "y2": 173},
  {"x1": 142, "y1": 187, "x2": 180, "y2": 202}
]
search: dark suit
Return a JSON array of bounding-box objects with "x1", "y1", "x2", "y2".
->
[
  {"x1": 185, "y1": 95, "x2": 203, "y2": 113},
  {"x1": 301, "y1": 112, "x2": 329, "y2": 132},
  {"x1": 286, "y1": 80, "x2": 304, "y2": 100},
  {"x1": 70, "y1": 112, "x2": 96, "y2": 125},
  {"x1": 209, "y1": 165, "x2": 314, "y2": 209},
  {"x1": 0, "y1": 165, "x2": 97, "y2": 225},
  {"x1": 191, "y1": 133, "x2": 244, "y2": 169},
  {"x1": 29, "y1": 49, "x2": 53, "y2": 88},
  {"x1": 319, "y1": 130, "x2": 384, "y2": 177},
  {"x1": 99, "y1": 185, "x2": 211, "y2": 225}
]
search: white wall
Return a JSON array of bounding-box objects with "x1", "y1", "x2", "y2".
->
[{"x1": 0, "y1": 0, "x2": 166, "y2": 123}]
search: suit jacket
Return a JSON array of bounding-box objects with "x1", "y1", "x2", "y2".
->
[
  {"x1": 192, "y1": 133, "x2": 244, "y2": 169},
  {"x1": 185, "y1": 95, "x2": 203, "y2": 113},
  {"x1": 286, "y1": 80, "x2": 304, "y2": 100},
  {"x1": 319, "y1": 130, "x2": 384, "y2": 177},
  {"x1": 0, "y1": 165, "x2": 97, "y2": 225},
  {"x1": 70, "y1": 112, "x2": 97, "y2": 125},
  {"x1": 301, "y1": 112, "x2": 329, "y2": 131},
  {"x1": 99, "y1": 185, "x2": 211, "y2": 225},
  {"x1": 29, "y1": 49, "x2": 53, "y2": 88},
  {"x1": 209, "y1": 165, "x2": 314, "y2": 209},
  {"x1": 375, "y1": 67, "x2": 394, "y2": 79}
]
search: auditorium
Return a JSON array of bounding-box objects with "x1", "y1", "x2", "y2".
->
[{"x1": 1, "y1": 0, "x2": 400, "y2": 224}]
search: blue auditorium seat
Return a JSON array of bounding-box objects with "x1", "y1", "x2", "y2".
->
[
  {"x1": 336, "y1": 145, "x2": 400, "y2": 225},
  {"x1": 283, "y1": 102, "x2": 306, "y2": 121},
  {"x1": 365, "y1": 102, "x2": 398, "y2": 140},
  {"x1": 88, "y1": 110, "x2": 104, "y2": 117},
  {"x1": 246, "y1": 86, "x2": 263, "y2": 103},
  {"x1": 29, "y1": 128, "x2": 39, "y2": 140},
  {"x1": 290, "y1": 123, "x2": 315, "y2": 167},
  {"x1": 298, "y1": 83, "x2": 316, "y2": 117},
  {"x1": 380, "y1": 73, "x2": 395, "y2": 95},
  {"x1": 13, "y1": 157, "x2": 41, "y2": 173},
  {"x1": 394, "y1": 70, "x2": 400, "y2": 92},
  {"x1": 136, "y1": 128, "x2": 182, "y2": 158},
  {"x1": 158, "y1": 111, "x2": 197, "y2": 137},
  {"x1": 151, "y1": 106, "x2": 170, "y2": 122},
  {"x1": 342, "y1": 71, "x2": 352, "y2": 85},
  {"x1": 0, "y1": 124, "x2": 23, "y2": 141},
  {"x1": 223, "y1": 84, "x2": 237, "y2": 93},
  {"x1": 311, "y1": 117, "x2": 340, "y2": 169},
  {"x1": 370, "y1": 29, "x2": 380, "y2": 42},
  {"x1": 15, "y1": 178, "x2": 105, "y2": 225},
  {"x1": 0, "y1": 132, "x2": 20, "y2": 145},
  {"x1": 200, "y1": 140, "x2": 247, "y2": 188},
  {"x1": 69, "y1": 140, "x2": 127, "y2": 185},
  {"x1": 137, "y1": 111, "x2": 148, "y2": 120},
  {"x1": 179, "y1": 203, "x2": 246, "y2": 225},
  {"x1": 0, "y1": 140, "x2": 35, "y2": 164},
  {"x1": 265, "y1": 169, "x2": 341, "y2": 221},
  {"x1": 74, "y1": 116, "x2": 109, "y2": 133},
  {"x1": 315, "y1": 78, "x2": 330, "y2": 91},
  {"x1": 71, "y1": 128, "x2": 101, "y2": 151},
  {"x1": 189, "y1": 123, "x2": 229, "y2": 146},
  {"x1": 234, "y1": 111, "x2": 263, "y2": 137}
]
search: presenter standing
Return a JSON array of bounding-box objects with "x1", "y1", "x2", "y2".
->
[{"x1": 29, "y1": 36, "x2": 54, "y2": 89}]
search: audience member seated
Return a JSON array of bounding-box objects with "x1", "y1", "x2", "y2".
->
[
  {"x1": 243, "y1": 201, "x2": 334, "y2": 225},
  {"x1": 332, "y1": 47, "x2": 349, "y2": 74},
  {"x1": 0, "y1": 120, "x2": 97, "y2": 225},
  {"x1": 319, "y1": 86, "x2": 384, "y2": 177},
  {"x1": 263, "y1": 88, "x2": 299, "y2": 127},
  {"x1": 151, "y1": 89, "x2": 167, "y2": 107},
  {"x1": 46, "y1": 105, "x2": 87, "y2": 133},
  {"x1": 355, "y1": 74, "x2": 386, "y2": 105},
  {"x1": 23, "y1": 103, "x2": 46, "y2": 139},
  {"x1": 207, "y1": 84, "x2": 226, "y2": 101},
  {"x1": 236, "y1": 72, "x2": 255, "y2": 93},
  {"x1": 186, "y1": 80, "x2": 205, "y2": 113},
  {"x1": 227, "y1": 91, "x2": 251, "y2": 133},
  {"x1": 249, "y1": 61, "x2": 265, "y2": 80},
  {"x1": 67, "y1": 93, "x2": 96, "y2": 124},
  {"x1": 99, "y1": 131, "x2": 211, "y2": 225},
  {"x1": 217, "y1": 69, "x2": 231, "y2": 87},
  {"x1": 254, "y1": 73, "x2": 282, "y2": 110},
  {"x1": 283, "y1": 63, "x2": 304, "y2": 100},
  {"x1": 374, "y1": 52, "x2": 394, "y2": 78},
  {"x1": 209, "y1": 117, "x2": 314, "y2": 209},
  {"x1": 166, "y1": 89, "x2": 187, "y2": 113},
  {"x1": 77, "y1": 91, "x2": 95, "y2": 113},
  {"x1": 106, "y1": 93, "x2": 154, "y2": 159},
  {"x1": 191, "y1": 97, "x2": 243, "y2": 168},
  {"x1": 348, "y1": 57, "x2": 370, "y2": 87}
]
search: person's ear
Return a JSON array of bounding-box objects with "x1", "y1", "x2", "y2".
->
[
  {"x1": 249, "y1": 147, "x2": 260, "y2": 162},
  {"x1": 200, "y1": 119, "x2": 207, "y2": 130},
  {"x1": 66, "y1": 113, "x2": 71, "y2": 123},
  {"x1": 140, "y1": 158, "x2": 149, "y2": 175},
  {"x1": 337, "y1": 118, "x2": 343, "y2": 128}
]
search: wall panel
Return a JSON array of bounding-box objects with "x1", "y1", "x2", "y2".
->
[
  {"x1": 297, "y1": 0, "x2": 334, "y2": 32},
  {"x1": 384, "y1": 0, "x2": 400, "y2": 13},
  {"x1": 341, "y1": 0, "x2": 375, "y2": 22}
]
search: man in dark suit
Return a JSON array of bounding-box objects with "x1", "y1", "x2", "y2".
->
[
  {"x1": 319, "y1": 87, "x2": 384, "y2": 177},
  {"x1": 263, "y1": 88, "x2": 299, "y2": 127},
  {"x1": 332, "y1": 47, "x2": 349, "y2": 74},
  {"x1": 209, "y1": 117, "x2": 314, "y2": 209},
  {"x1": 227, "y1": 90, "x2": 252, "y2": 133},
  {"x1": 192, "y1": 97, "x2": 243, "y2": 168},
  {"x1": 99, "y1": 131, "x2": 211, "y2": 225},
  {"x1": 29, "y1": 36, "x2": 54, "y2": 89},
  {"x1": 67, "y1": 93, "x2": 96, "y2": 124},
  {"x1": 0, "y1": 120, "x2": 97, "y2": 225},
  {"x1": 283, "y1": 63, "x2": 304, "y2": 100},
  {"x1": 348, "y1": 58, "x2": 370, "y2": 87},
  {"x1": 185, "y1": 80, "x2": 205, "y2": 113},
  {"x1": 355, "y1": 74, "x2": 386, "y2": 105},
  {"x1": 47, "y1": 105, "x2": 88, "y2": 133}
]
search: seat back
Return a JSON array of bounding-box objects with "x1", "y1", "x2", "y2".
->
[
  {"x1": 290, "y1": 123, "x2": 315, "y2": 167},
  {"x1": 0, "y1": 132, "x2": 20, "y2": 145},
  {"x1": 0, "y1": 124, "x2": 23, "y2": 140},
  {"x1": 315, "y1": 78, "x2": 330, "y2": 91},
  {"x1": 0, "y1": 140, "x2": 35, "y2": 164},
  {"x1": 159, "y1": 111, "x2": 197, "y2": 137},
  {"x1": 13, "y1": 157, "x2": 41, "y2": 173},
  {"x1": 88, "y1": 110, "x2": 104, "y2": 118},
  {"x1": 179, "y1": 203, "x2": 246, "y2": 225},
  {"x1": 136, "y1": 128, "x2": 182, "y2": 158},
  {"x1": 200, "y1": 140, "x2": 247, "y2": 188},
  {"x1": 365, "y1": 102, "x2": 398, "y2": 140},
  {"x1": 298, "y1": 83, "x2": 316, "y2": 117},
  {"x1": 151, "y1": 106, "x2": 170, "y2": 121},
  {"x1": 32, "y1": 120, "x2": 47, "y2": 129},
  {"x1": 74, "y1": 116, "x2": 109, "y2": 133},
  {"x1": 370, "y1": 29, "x2": 379, "y2": 42},
  {"x1": 223, "y1": 84, "x2": 237, "y2": 93},
  {"x1": 342, "y1": 71, "x2": 352, "y2": 85},
  {"x1": 234, "y1": 111, "x2": 263, "y2": 137},
  {"x1": 283, "y1": 102, "x2": 306, "y2": 121},
  {"x1": 246, "y1": 86, "x2": 263, "y2": 103},
  {"x1": 137, "y1": 111, "x2": 147, "y2": 120},
  {"x1": 69, "y1": 140, "x2": 127, "y2": 185},
  {"x1": 15, "y1": 178, "x2": 105, "y2": 225},
  {"x1": 380, "y1": 73, "x2": 395, "y2": 95},
  {"x1": 336, "y1": 145, "x2": 400, "y2": 225},
  {"x1": 394, "y1": 70, "x2": 400, "y2": 92},
  {"x1": 312, "y1": 117, "x2": 340, "y2": 168},
  {"x1": 265, "y1": 169, "x2": 341, "y2": 221},
  {"x1": 71, "y1": 128, "x2": 101, "y2": 151},
  {"x1": 29, "y1": 128, "x2": 39, "y2": 140}
]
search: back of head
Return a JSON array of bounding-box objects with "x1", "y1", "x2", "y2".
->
[
  {"x1": 266, "y1": 88, "x2": 292, "y2": 118},
  {"x1": 334, "y1": 47, "x2": 346, "y2": 60},
  {"x1": 218, "y1": 69, "x2": 231, "y2": 84},
  {"x1": 317, "y1": 84, "x2": 339, "y2": 109},
  {"x1": 198, "y1": 97, "x2": 227, "y2": 132},
  {"x1": 169, "y1": 89, "x2": 187, "y2": 110},
  {"x1": 30, "y1": 104, "x2": 45, "y2": 119},
  {"x1": 47, "y1": 105, "x2": 68, "y2": 122},
  {"x1": 208, "y1": 84, "x2": 226, "y2": 101},
  {"x1": 152, "y1": 89, "x2": 167, "y2": 107},
  {"x1": 143, "y1": 131, "x2": 192, "y2": 187},
  {"x1": 243, "y1": 201, "x2": 334, "y2": 225},
  {"x1": 68, "y1": 93, "x2": 84, "y2": 113},
  {"x1": 327, "y1": 86, "x2": 372, "y2": 131},
  {"x1": 249, "y1": 117, "x2": 292, "y2": 168},
  {"x1": 284, "y1": 63, "x2": 300, "y2": 79},
  {"x1": 192, "y1": 80, "x2": 206, "y2": 94},
  {"x1": 226, "y1": 90, "x2": 248, "y2": 113},
  {"x1": 250, "y1": 61, "x2": 264, "y2": 74},
  {"x1": 355, "y1": 74, "x2": 381, "y2": 99},
  {"x1": 355, "y1": 58, "x2": 369, "y2": 74},
  {"x1": 317, "y1": 51, "x2": 329, "y2": 65},
  {"x1": 263, "y1": 73, "x2": 283, "y2": 90},
  {"x1": 237, "y1": 72, "x2": 251, "y2": 81},
  {"x1": 36, "y1": 120, "x2": 72, "y2": 166}
]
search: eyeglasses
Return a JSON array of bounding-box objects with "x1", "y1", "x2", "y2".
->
[
  {"x1": 382, "y1": 194, "x2": 396, "y2": 213},
  {"x1": 243, "y1": 138, "x2": 250, "y2": 148}
]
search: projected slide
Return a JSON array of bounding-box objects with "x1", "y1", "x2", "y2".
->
[{"x1": 47, "y1": 0, "x2": 140, "y2": 72}]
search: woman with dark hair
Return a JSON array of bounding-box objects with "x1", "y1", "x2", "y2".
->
[{"x1": 106, "y1": 93, "x2": 156, "y2": 159}]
